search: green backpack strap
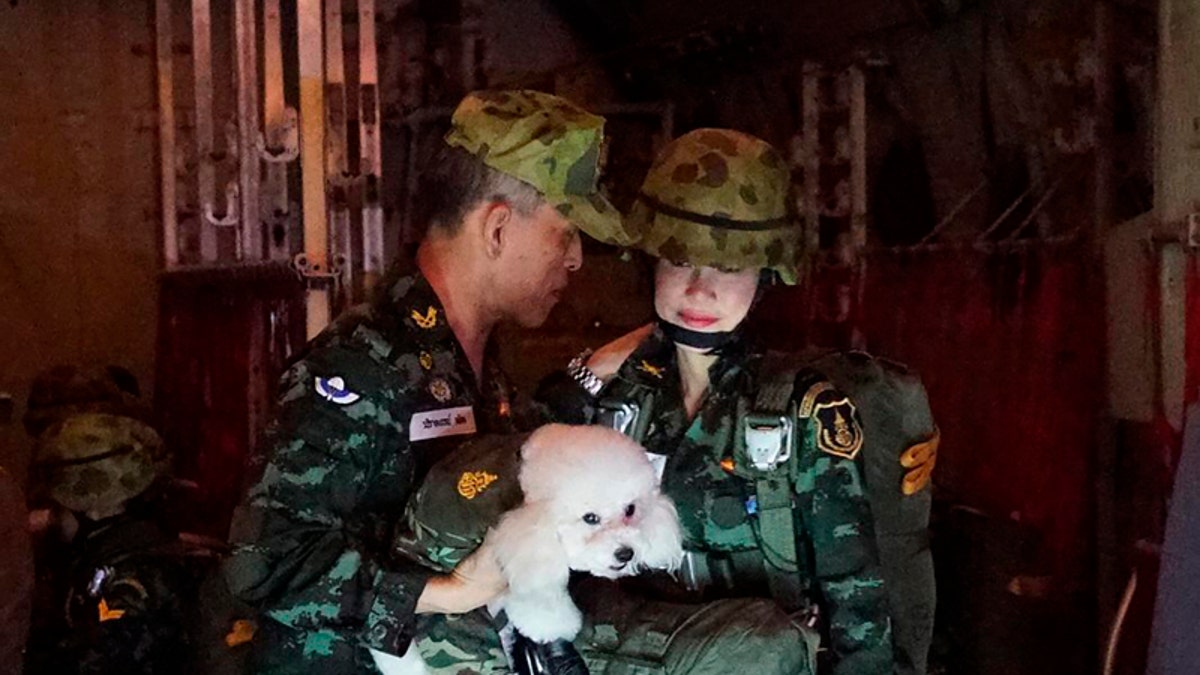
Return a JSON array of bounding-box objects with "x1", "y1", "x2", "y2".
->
[{"x1": 743, "y1": 350, "x2": 826, "y2": 613}]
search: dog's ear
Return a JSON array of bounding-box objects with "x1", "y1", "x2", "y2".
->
[
  {"x1": 485, "y1": 502, "x2": 570, "y2": 594},
  {"x1": 636, "y1": 492, "x2": 685, "y2": 572}
]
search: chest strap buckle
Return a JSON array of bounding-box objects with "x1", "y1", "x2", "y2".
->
[
  {"x1": 742, "y1": 414, "x2": 794, "y2": 471},
  {"x1": 596, "y1": 399, "x2": 642, "y2": 439}
]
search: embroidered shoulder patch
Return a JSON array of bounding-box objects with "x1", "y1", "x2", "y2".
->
[
  {"x1": 812, "y1": 394, "x2": 864, "y2": 460},
  {"x1": 315, "y1": 376, "x2": 362, "y2": 405},
  {"x1": 900, "y1": 428, "x2": 939, "y2": 495},
  {"x1": 457, "y1": 470, "x2": 499, "y2": 500}
]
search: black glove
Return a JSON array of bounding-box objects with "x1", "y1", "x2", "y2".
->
[{"x1": 510, "y1": 630, "x2": 590, "y2": 675}]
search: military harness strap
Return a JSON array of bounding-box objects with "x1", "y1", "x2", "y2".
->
[{"x1": 744, "y1": 351, "x2": 826, "y2": 613}]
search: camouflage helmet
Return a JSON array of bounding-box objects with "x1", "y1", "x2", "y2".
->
[
  {"x1": 626, "y1": 128, "x2": 802, "y2": 284},
  {"x1": 445, "y1": 89, "x2": 636, "y2": 247},
  {"x1": 31, "y1": 413, "x2": 170, "y2": 519},
  {"x1": 23, "y1": 364, "x2": 147, "y2": 437}
]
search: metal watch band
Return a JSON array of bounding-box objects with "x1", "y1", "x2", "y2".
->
[{"x1": 567, "y1": 350, "x2": 604, "y2": 397}]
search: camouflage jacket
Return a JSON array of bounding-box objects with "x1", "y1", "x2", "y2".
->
[
  {"x1": 577, "y1": 329, "x2": 892, "y2": 674},
  {"x1": 25, "y1": 512, "x2": 193, "y2": 675},
  {"x1": 224, "y1": 262, "x2": 518, "y2": 671}
]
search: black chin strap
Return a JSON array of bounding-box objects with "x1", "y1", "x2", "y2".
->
[{"x1": 657, "y1": 317, "x2": 739, "y2": 353}]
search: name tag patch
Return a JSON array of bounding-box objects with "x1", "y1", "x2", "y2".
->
[{"x1": 410, "y1": 405, "x2": 477, "y2": 441}]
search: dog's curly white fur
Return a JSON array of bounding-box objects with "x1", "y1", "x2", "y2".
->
[
  {"x1": 485, "y1": 424, "x2": 684, "y2": 643},
  {"x1": 372, "y1": 425, "x2": 683, "y2": 674}
]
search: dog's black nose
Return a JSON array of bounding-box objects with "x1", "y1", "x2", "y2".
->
[{"x1": 614, "y1": 547, "x2": 634, "y2": 563}]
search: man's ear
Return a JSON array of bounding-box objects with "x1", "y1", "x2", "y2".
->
[{"x1": 480, "y1": 200, "x2": 513, "y2": 260}]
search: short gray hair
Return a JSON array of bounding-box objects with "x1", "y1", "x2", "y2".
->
[{"x1": 416, "y1": 145, "x2": 545, "y2": 235}]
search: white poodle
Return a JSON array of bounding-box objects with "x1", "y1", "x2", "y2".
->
[
  {"x1": 487, "y1": 424, "x2": 684, "y2": 642},
  {"x1": 374, "y1": 424, "x2": 684, "y2": 674}
]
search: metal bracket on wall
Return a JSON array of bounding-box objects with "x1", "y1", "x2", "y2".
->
[
  {"x1": 257, "y1": 107, "x2": 300, "y2": 163},
  {"x1": 292, "y1": 252, "x2": 341, "y2": 287},
  {"x1": 203, "y1": 181, "x2": 242, "y2": 229}
]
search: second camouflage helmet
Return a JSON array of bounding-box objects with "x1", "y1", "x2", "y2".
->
[
  {"x1": 626, "y1": 128, "x2": 802, "y2": 284},
  {"x1": 32, "y1": 413, "x2": 170, "y2": 519}
]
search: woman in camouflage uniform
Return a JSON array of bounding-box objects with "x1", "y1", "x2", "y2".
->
[{"x1": 543, "y1": 129, "x2": 894, "y2": 675}]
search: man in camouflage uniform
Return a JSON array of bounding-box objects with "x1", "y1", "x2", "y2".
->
[
  {"x1": 542, "y1": 129, "x2": 896, "y2": 673},
  {"x1": 223, "y1": 90, "x2": 633, "y2": 674},
  {"x1": 23, "y1": 412, "x2": 194, "y2": 674}
]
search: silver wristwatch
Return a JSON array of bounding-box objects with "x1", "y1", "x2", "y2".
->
[{"x1": 566, "y1": 349, "x2": 604, "y2": 397}]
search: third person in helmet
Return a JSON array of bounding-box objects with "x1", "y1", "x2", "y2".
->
[{"x1": 541, "y1": 128, "x2": 895, "y2": 674}]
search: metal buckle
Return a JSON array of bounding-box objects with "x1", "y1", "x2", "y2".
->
[
  {"x1": 742, "y1": 414, "x2": 794, "y2": 471},
  {"x1": 597, "y1": 400, "x2": 641, "y2": 438},
  {"x1": 679, "y1": 550, "x2": 710, "y2": 592}
]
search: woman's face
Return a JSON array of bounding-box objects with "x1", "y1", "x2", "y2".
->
[{"x1": 654, "y1": 258, "x2": 760, "y2": 339}]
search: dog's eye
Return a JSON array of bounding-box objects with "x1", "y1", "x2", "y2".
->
[
  {"x1": 582, "y1": 513, "x2": 600, "y2": 525},
  {"x1": 624, "y1": 504, "x2": 636, "y2": 518}
]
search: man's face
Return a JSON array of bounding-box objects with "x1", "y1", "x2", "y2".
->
[
  {"x1": 495, "y1": 203, "x2": 583, "y2": 327},
  {"x1": 654, "y1": 258, "x2": 759, "y2": 339}
]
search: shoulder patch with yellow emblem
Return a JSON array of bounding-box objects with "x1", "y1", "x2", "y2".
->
[
  {"x1": 457, "y1": 470, "x2": 499, "y2": 500},
  {"x1": 799, "y1": 381, "x2": 865, "y2": 460},
  {"x1": 899, "y1": 428, "x2": 939, "y2": 495}
]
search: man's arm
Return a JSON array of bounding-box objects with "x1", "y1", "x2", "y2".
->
[
  {"x1": 796, "y1": 387, "x2": 893, "y2": 674},
  {"x1": 225, "y1": 348, "x2": 438, "y2": 657}
]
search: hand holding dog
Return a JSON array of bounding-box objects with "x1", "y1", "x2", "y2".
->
[{"x1": 416, "y1": 541, "x2": 507, "y2": 615}]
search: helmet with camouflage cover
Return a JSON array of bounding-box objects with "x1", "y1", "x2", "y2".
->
[
  {"x1": 32, "y1": 413, "x2": 170, "y2": 519},
  {"x1": 445, "y1": 89, "x2": 636, "y2": 247},
  {"x1": 626, "y1": 128, "x2": 802, "y2": 284},
  {"x1": 23, "y1": 364, "x2": 147, "y2": 437}
]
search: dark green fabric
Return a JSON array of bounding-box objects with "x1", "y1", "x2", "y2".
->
[
  {"x1": 395, "y1": 432, "x2": 530, "y2": 571},
  {"x1": 573, "y1": 578, "x2": 817, "y2": 675},
  {"x1": 808, "y1": 352, "x2": 937, "y2": 675},
  {"x1": 25, "y1": 512, "x2": 202, "y2": 674}
]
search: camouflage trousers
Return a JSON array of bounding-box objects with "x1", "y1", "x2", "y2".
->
[
  {"x1": 574, "y1": 582, "x2": 818, "y2": 675},
  {"x1": 414, "y1": 610, "x2": 509, "y2": 674},
  {"x1": 411, "y1": 591, "x2": 818, "y2": 675}
]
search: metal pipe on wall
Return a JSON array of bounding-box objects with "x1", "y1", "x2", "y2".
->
[
  {"x1": 298, "y1": 0, "x2": 332, "y2": 338},
  {"x1": 262, "y1": 0, "x2": 296, "y2": 262},
  {"x1": 360, "y1": 0, "x2": 385, "y2": 294},
  {"x1": 156, "y1": 0, "x2": 178, "y2": 268},
  {"x1": 235, "y1": 0, "x2": 262, "y2": 261},
  {"x1": 193, "y1": 0, "x2": 219, "y2": 262},
  {"x1": 326, "y1": 0, "x2": 353, "y2": 303}
]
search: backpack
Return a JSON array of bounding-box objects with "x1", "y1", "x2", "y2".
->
[{"x1": 758, "y1": 350, "x2": 937, "y2": 675}]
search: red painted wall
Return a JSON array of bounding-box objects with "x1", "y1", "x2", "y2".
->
[
  {"x1": 755, "y1": 243, "x2": 1104, "y2": 582},
  {"x1": 155, "y1": 266, "x2": 306, "y2": 538}
]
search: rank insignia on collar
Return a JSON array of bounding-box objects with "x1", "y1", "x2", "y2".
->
[
  {"x1": 411, "y1": 306, "x2": 439, "y2": 329},
  {"x1": 419, "y1": 351, "x2": 434, "y2": 370},
  {"x1": 814, "y1": 396, "x2": 863, "y2": 460},
  {"x1": 429, "y1": 378, "x2": 453, "y2": 403},
  {"x1": 457, "y1": 470, "x2": 499, "y2": 500},
  {"x1": 638, "y1": 360, "x2": 665, "y2": 379},
  {"x1": 315, "y1": 376, "x2": 362, "y2": 405}
]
